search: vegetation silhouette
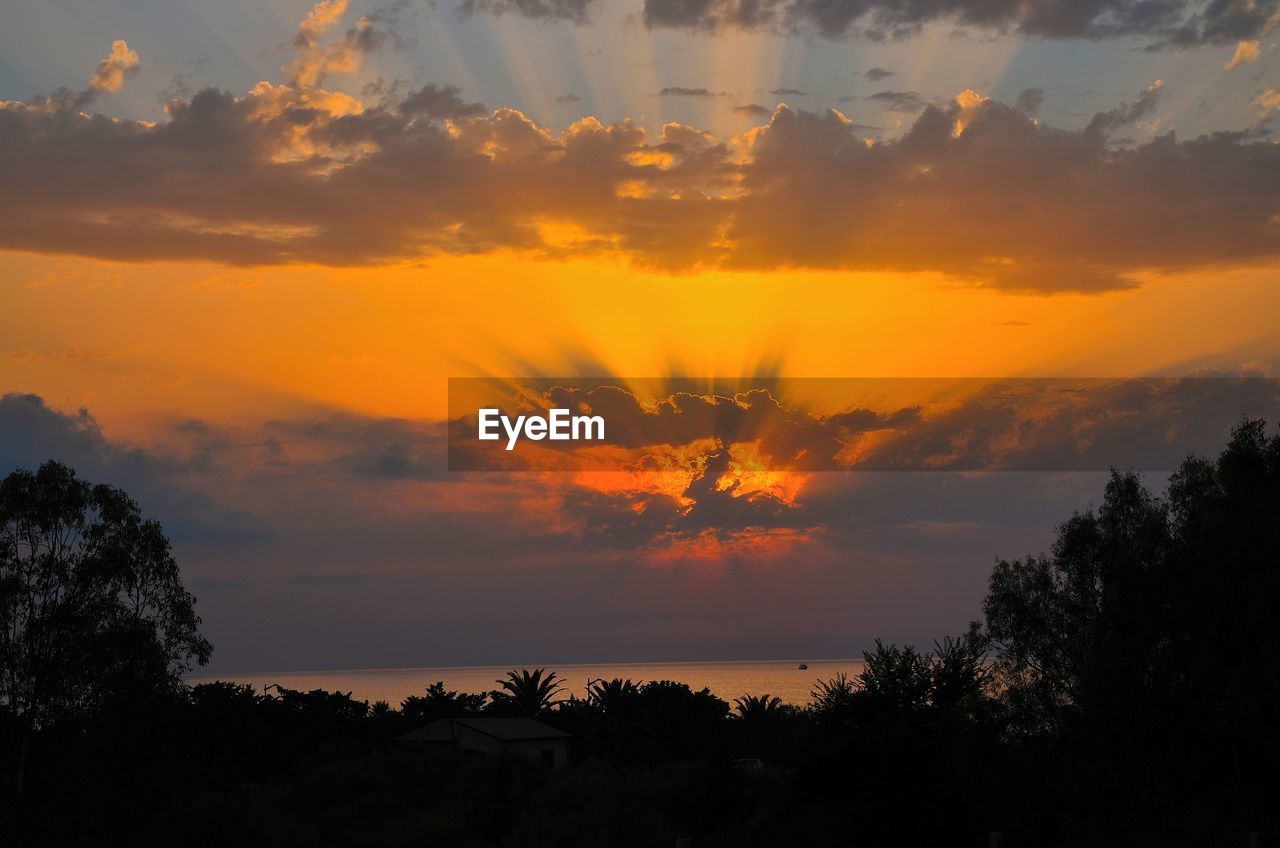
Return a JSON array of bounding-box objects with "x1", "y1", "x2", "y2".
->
[
  {"x1": 732, "y1": 694, "x2": 785, "y2": 721},
  {"x1": 2, "y1": 420, "x2": 1279, "y2": 845},
  {"x1": 489, "y1": 668, "x2": 566, "y2": 717},
  {"x1": 402, "y1": 680, "x2": 486, "y2": 723},
  {"x1": 0, "y1": 461, "x2": 210, "y2": 807}
]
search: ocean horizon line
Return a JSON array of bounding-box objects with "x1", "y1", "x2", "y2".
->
[{"x1": 186, "y1": 656, "x2": 865, "y2": 681}]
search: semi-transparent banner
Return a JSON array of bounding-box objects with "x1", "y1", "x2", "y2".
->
[{"x1": 447, "y1": 376, "x2": 1280, "y2": 472}]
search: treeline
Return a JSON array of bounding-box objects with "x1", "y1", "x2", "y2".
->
[
  {"x1": 3, "y1": 420, "x2": 1280, "y2": 846},
  {"x1": 8, "y1": 645, "x2": 1014, "y2": 846}
]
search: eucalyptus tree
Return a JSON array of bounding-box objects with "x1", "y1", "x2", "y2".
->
[{"x1": 0, "y1": 460, "x2": 211, "y2": 796}]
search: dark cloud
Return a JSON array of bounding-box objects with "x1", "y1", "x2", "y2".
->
[
  {"x1": 632, "y1": 0, "x2": 1280, "y2": 47},
  {"x1": 1084, "y1": 79, "x2": 1162, "y2": 138},
  {"x1": 852, "y1": 377, "x2": 1280, "y2": 472},
  {"x1": 450, "y1": 377, "x2": 1280, "y2": 472},
  {"x1": 264, "y1": 414, "x2": 450, "y2": 482},
  {"x1": 0, "y1": 393, "x2": 267, "y2": 543},
  {"x1": 399, "y1": 82, "x2": 488, "y2": 118},
  {"x1": 863, "y1": 67, "x2": 896, "y2": 81},
  {"x1": 2, "y1": 47, "x2": 1278, "y2": 291},
  {"x1": 771, "y1": 87, "x2": 808, "y2": 96},
  {"x1": 1014, "y1": 87, "x2": 1045, "y2": 115},
  {"x1": 555, "y1": 92, "x2": 582, "y2": 103},
  {"x1": 867, "y1": 89, "x2": 934, "y2": 112},
  {"x1": 656, "y1": 86, "x2": 721, "y2": 97},
  {"x1": 724, "y1": 93, "x2": 1280, "y2": 290},
  {"x1": 457, "y1": 0, "x2": 599, "y2": 23},
  {"x1": 643, "y1": 0, "x2": 776, "y2": 31}
]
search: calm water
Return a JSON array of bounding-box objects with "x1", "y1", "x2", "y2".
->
[{"x1": 186, "y1": 659, "x2": 866, "y2": 706}]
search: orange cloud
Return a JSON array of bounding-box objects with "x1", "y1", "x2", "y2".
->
[
  {"x1": 1225, "y1": 40, "x2": 1261, "y2": 70},
  {"x1": 87, "y1": 39, "x2": 139, "y2": 97},
  {"x1": 0, "y1": 6, "x2": 1277, "y2": 292}
]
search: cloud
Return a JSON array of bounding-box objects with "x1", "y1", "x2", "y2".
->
[
  {"x1": 449, "y1": 377, "x2": 1280, "y2": 473},
  {"x1": 771, "y1": 87, "x2": 808, "y2": 96},
  {"x1": 543, "y1": 0, "x2": 1280, "y2": 48},
  {"x1": 726, "y1": 87, "x2": 1278, "y2": 290},
  {"x1": 733, "y1": 104, "x2": 773, "y2": 118},
  {"x1": 0, "y1": 393, "x2": 266, "y2": 543},
  {"x1": 7, "y1": 384, "x2": 1276, "y2": 671},
  {"x1": 555, "y1": 92, "x2": 582, "y2": 104},
  {"x1": 1014, "y1": 87, "x2": 1045, "y2": 115},
  {"x1": 867, "y1": 90, "x2": 933, "y2": 112},
  {"x1": 399, "y1": 83, "x2": 488, "y2": 118},
  {"x1": 864, "y1": 67, "x2": 896, "y2": 81},
  {"x1": 457, "y1": 0, "x2": 599, "y2": 24},
  {"x1": 1225, "y1": 39, "x2": 1262, "y2": 70},
  {"x1": 33, "y1": 39, "x2": 142, "y2": 110},
  {"x1": 1256, "y1": 87, "x2": 1280, "y2": 114},
  {"x1": 82, "y1": 40, "x2": 140, "y2": 103},
  {"x1": 656, "y1": 86, "x2": 721, "y2": 97},
  {"x1": 1083, "y1": 79, "x2": 1162, "y2": 138},
  {"x1": 286, "y1": 0, "x2": 417, "y2": 88},
  {"x1": 643, "y1": 0, "x2": 776, "y2": 31},
  {"x1": 1, "y1": 24, "x2": 1278, "y2": 293}
]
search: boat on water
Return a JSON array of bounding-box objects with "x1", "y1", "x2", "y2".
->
[{"x1": 797, "y1": 662, "x2": 808, "y2": 670}]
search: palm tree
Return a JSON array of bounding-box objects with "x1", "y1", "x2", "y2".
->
[
  {"x1": 587, "y1": 677, "x2": 641, "y2": 714},
  {"x1": 492, "y1": 668, "x2": 565, "y2": 716},
  {"x1": 733, "y1": 694, "x2": 784, "y2": 722}
]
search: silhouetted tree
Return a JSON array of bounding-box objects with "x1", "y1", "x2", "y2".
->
[
  {"x1": 490, "y1": 668, "x2": 565, "y2": 717},
  {"x1": 929, "y1": 623, "x2": 995, "y2": 723},
  {"x1": 272, "y1": 687, "x2": 370, "y2": 726},
  {"x1": 1162, "y1": 418, "x2": 1280, "y2": 753},
  {"x1": 587, "y1": 677, "x2": 641, "y2": 715},
  {"x1": 984, "y1": 467, "x2": 1171, "y2": 734},
  {"x1": 982, "y1": 418, "x2": 1280, "y2": 830},
  {"x1": 733, "y1": 694, "x2": 784, "y2": 722},
  {"x1": 731, "y1": 694, "x2": 797, "y2": 760},
  {"x1": 0, "y1": 460, "x2": 211, "y2": 798},
  {"x1": 857, "y1": 639, "x2": 933, "y2": 716},
  {"x1": 402, "y1": 681, "x2": 487, "y2": 723},
  {"x1": 634, "y1": 680, "x2": 730, "y2": 762},
  {"x1": 808, "y1": 672, "x2": 857, "y2": 726}
]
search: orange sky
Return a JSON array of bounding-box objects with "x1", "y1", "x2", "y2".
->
[{"x1": 4, "y1": 250, "x2": 1278, "y2": 444}]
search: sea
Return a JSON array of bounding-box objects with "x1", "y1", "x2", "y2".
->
[{"x1": 186, "y1": 659, "x2": 867, "y2": 707}]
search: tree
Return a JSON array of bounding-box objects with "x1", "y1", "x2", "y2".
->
[
  {"x1": 984, "y1": 467, "x2": 1171, "y2": 732},
  {"x1": 490, "y1": 668, "x2": 565, "y2": 717},
  {"x1": 0, "y1": 460, "x2": 212, "y2": 795},
  {"x1": 983, "y1": 418, "x2": 1280, "y2": 744},
  {"x1": 848, "y1": 627, "x2": 995, "y2": 727},
  {"x1": 587, "y1": 677, "x2": 641, "y2": 718},
  {"x1": 634, "y1": 680, "x2": 730, "y2": 761},
  {"x1": 928, "y1": 624, "x2": 994, "y2": 719},
  {"x1": 732, "y1": 694, "x2": 784, "y2": 722},
  {"x1": 857, "y1": 639, "x2": 933, "y2": 716},
  {"x1": 401, "y1": 681, "x2": 487, "y2": 723},
  {"x1": 808, "y1": 672, "x2": 857, "y2": 725}
]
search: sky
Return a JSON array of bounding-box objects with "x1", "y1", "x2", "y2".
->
[{"x1": 1, "y1": 0, "x2": 1279, "y2": 673}]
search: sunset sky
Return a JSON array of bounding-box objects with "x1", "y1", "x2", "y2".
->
[{"x1": 2, "y1": 0, "x2": 1278, "y2": 672}]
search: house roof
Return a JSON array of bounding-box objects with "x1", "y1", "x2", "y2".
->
[{"x1": 398, "y1": 716, "x2": 570, "y2": 743}]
